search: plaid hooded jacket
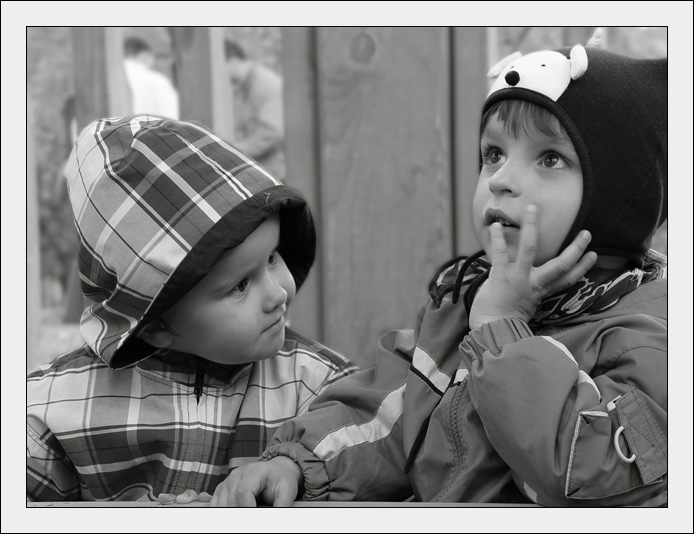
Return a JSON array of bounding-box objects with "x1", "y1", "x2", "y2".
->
[{"x1": 26, "y1": 116, "x2": 356, "y2": 502}]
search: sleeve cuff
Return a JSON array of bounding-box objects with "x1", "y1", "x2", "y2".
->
[
  {"x1": 462, "y1": 316, "x2": 533, "y2": 358},
  {"x1": 261, "y1": 442, "x2": 330, "y2": 501}
]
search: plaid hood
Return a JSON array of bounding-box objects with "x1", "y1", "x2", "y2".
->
[{"x1": 64, "y1": 115, "x2": 315, "y2": 369}]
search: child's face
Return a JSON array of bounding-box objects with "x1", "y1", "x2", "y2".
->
[
  {"x1": 159, "y1": 214, "x2": 296, "y2": 365},
  {"x1": 473, "y1": 112, "x2": 583, "y2": 265}
]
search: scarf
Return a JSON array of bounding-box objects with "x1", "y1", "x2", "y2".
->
[{"x1": 432, "y1": 250, "x2": 667, "y2": 328}]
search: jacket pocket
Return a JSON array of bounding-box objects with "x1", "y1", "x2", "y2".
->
[{"x1": 566, "y1": 388, "x2": 666, "y2": 500}]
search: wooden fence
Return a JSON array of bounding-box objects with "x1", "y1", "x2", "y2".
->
[
  {"x1": 283, "y1": 28, "x2": 487, "y2": 367},
  {"x1": 28, "y1": 27, "x2": 491, "y2": 370}
]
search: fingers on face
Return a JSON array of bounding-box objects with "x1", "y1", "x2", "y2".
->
[
  {"x1": 516, "y1": 204, "x2": 539, "y2": 273},
  {"x1": 540, "y1": 231, "x2": 596, "y2": 291},
  {"x1": 489, "y1": 222, "x2": 509, "y2": 269}
]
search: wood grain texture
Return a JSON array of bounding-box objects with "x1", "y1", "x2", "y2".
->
[
  {"x1": 452, "y1": 28, "x2": 488, "y2": 256},
  {"x1": 27, "y1": 95, "x2": 42, "y2": 370},
  {"x1": 316, "y1": 28, "x2": 454, "y2": 368},
  {"x1": 280, "y1": 28, "x2": 322, "y2": 341},
  {"x1": 171, "y1": 27, "x2": 232, "y2": 140},
  {"x1": 71, "y1": 27, "x2": 131, "y2": 129}
]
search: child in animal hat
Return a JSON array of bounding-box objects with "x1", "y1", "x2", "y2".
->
[
  {"x1": 26, "y1": 115, "x2": 357, "y2": 502},
  {"x1": 208, "y1": 43, "x2": 667, "y2": 507}
]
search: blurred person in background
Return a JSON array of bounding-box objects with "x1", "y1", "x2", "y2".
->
[
  {"x1": 225, "y1": 39, "x2": 285, "y2": 180},
  {"x1": 123, "y1": 36, "x2": 179, "y2": 119}
]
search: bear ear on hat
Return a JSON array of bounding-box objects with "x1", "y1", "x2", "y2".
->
[
  {"x1": 569, "y1": 44, "x2": 588, "y2": 80},
  {"x1": 487, "y1": 51, "x2": 522, "y2": 78}
]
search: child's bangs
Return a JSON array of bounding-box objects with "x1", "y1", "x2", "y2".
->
[{"x1": 481, "y1": 99, "x2": 567, "y2": 140}]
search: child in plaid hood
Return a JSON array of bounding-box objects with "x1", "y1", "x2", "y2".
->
[
  {"x1": 26, "y1": 115, "x2": 357, "y2": 502},
  {"x1": 211, "y1": 45, "x2": 667, "y2": 507}
]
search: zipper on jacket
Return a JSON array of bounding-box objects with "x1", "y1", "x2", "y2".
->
[
  {"x1": 194, "y1": 359, "x2": 208, "y2": 405},
  {"x1": 450, "y1": 375, "x2": 469, "y2": 470}
]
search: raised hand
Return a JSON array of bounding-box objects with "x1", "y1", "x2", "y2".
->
[
  {"x1": 469, "y1": 204, "x2": 597, "y2": 330},
  {"x1": 210, "y1": 456, "x2": 303, "y2": 507}
]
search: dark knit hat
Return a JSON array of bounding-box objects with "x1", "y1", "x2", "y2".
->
[{"x1": 484, "y1": 45, "x2": 667, "y2": 267}]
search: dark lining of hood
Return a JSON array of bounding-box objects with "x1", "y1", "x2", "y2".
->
[{"x1": 110, "y1": 185, "x2": 315, "y2": 369}]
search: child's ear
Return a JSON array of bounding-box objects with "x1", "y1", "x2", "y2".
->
[{"x1": 137, "y1": 319, "x2": 175, "y2": 349}]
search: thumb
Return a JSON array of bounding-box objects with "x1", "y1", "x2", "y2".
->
[{"x1": 268, "y1": 477, "x2": 299, "y2": 507}]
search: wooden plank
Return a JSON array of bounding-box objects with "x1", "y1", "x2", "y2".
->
[
  {"x1": 280, "y1": 27, "x2": 322, "y2": 341},
  {"x1": 563, "y1": 27, "x2": 597, "y2": 48},
  {"x1": 64, "y1": 27, "x2": 132, "y2": 322},
  {"x1": 452, "y1": 28, "x2": 488, "y2": 257},
  {"x1": 27, "y1": 94, "x2": 42, "y2": 371},
  {"x1": 171, "y1": 27, "x2": 232, "y2": 140},
  {"x1": 72, "y1": 27, "x2": 131, "y2": 128},
  {"x1": 316, "y1": 28, "x2": 454, "y2": 368}
]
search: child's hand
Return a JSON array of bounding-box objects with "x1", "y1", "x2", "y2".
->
[
  {"x1": 157, "y1": 489, "x2": 212, "y2": 504},
  {"x1": 210, "y1": 456, "x2": 303, "y2": 507},
  {"x1": 469, "y1": 205, "x2": 597, "y2": 330}
]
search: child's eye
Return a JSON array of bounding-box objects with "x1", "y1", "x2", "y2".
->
[
  {"x1": 481, "y1": 147, "x2": 504, "y2": 165},
  {"x1": 268, "y1": 251, "x2": 277, "y2": 266},
  {"x1": 229, "y1": 278, "x2": 249, "y2": 297},
  {"x1": 540, "y1": 152, "x2": 567, "y2": 169}
]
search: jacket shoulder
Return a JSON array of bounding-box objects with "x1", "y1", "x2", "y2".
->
[
  {"x1": 27, "y1": 345, "x2": 104, "y2": 379},
  {"x1": 282, "y1": 328, "x2": 358, "y2": 373}
]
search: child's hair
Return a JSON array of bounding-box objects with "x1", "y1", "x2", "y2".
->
[{"x1": 480, "y1": 99, "x2": 569, "y2": 141}]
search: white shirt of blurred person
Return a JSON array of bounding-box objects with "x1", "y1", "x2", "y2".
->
[
  {"x1": 123, "y1": 37, "x2": 180, "y2": 119},
  {"x1": 225, "y1": 39, "x2": 285, "y2": 180}
]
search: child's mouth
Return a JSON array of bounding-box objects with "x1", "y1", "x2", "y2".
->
[
  {"x1": 485, "y1": 209, "x2": 520, "y2": 230},
  {"x1": 494, "y1": 216, "x2": 519, "y2": 230}
]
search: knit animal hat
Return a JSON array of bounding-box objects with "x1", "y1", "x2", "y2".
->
[
  {"x1": 64, "y1": 115, "x2": 316, "y2": 369},
  {"x1": 484, "y1": 45, "x2": 667, "y2": 267}
]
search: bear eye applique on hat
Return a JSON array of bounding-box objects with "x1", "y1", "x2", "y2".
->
[{"x1": 487, "y1": 44, "x2": 588, "y2": 101}]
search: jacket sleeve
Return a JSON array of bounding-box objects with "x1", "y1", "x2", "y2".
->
[
  {"x1": 460, "y1": 316, "x2": 667, "y2": 506},
  {"x1": 27, "y1": 418, "x2": 81, "y2": 501},
  {"x1": 261, "y1": 329, "x2": 416, "y2": 502}
]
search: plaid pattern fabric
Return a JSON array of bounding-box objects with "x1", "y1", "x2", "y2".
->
[
  {"x1": 27, "y1": 329, "x2": 357, "y2": 502},
  {"x1": 64, "y1": 115, "x2": 284, "y2": 368}
]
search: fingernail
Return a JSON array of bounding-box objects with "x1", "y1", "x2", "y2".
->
[
  {"x1": 582, "y1": 230, "x2": 591, "y2": 241},
  {"x1": 526, "y1": 204, "x2": 537, "y2": 215}
]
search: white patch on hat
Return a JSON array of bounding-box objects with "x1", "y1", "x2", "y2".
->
[{"x1": 487, "y1": 45, "x2": 588, "y2": 102}]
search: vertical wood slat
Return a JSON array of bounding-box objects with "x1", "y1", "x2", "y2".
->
[
  {"x1": 27, "y1": 94, "x2": 42, "y2": 370},
  {"x1": 64, "y1": 27, "x2": 133, "y2": 323},
  {"x1": 72, "y1": 27, "x2": 131, "y2": 129},
  {"x1": 280, "y1": 28, "x2": 322, "y2": 341},
  {"x1": 171, "y1": 27, "x2": 232, "y2": 140},
  {"x1": 452, "y1": 28, "x2": 489, "y2": 256},
  {"x1": 316, "y1": 28, "x2": 454, "y2": 368}
]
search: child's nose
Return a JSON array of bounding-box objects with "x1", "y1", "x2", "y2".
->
[
  {"x1": 488, "y1": 162, "x2": 521, "y2": 196},
  {"x1": 264, "y1": 271, "x2": 288, "y2": 311}
]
